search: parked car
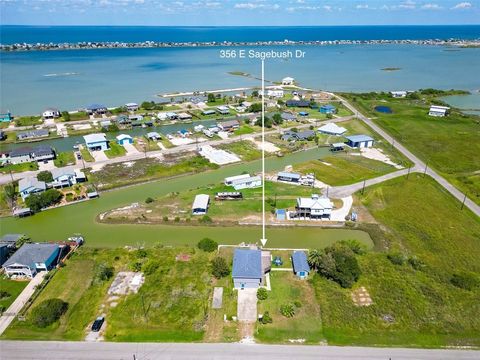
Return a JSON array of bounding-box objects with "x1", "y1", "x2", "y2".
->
[
  {"x1": 91, "y1": 316, "x2": 105, "y2": 332},
  {"x1": 76, "y1": 152, "x2": 82, "y2": 160}
]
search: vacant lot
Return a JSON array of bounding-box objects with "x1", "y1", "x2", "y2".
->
[
  {"x1": 314, "y1": 174, "x2": 480, "y2": 347},
  {"x1": 217, "y1": 140, "x2": 262, "y2": 161},
  {"x1": 344, "y1": 93, "x2": 480, "y2": 204}
]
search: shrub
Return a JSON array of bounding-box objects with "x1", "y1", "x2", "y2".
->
[
  {"x1": 387, "y1": 252, "x2": 405, "y2": 266},
  {"x1": 145, "y1": 197, "x2": 154, "y2": 204},
  {"x1": 136, "y1": 249, "x2": 147, "y2": 258},
  {"x1": 162, "y1": 216, "x2": 169, "y2": 222},
  {"x1": 143, "y1": 260, "x2": 160, "y2": 275},
  {"x1": 293, "y1": 300, "x2": 302, "y2": 308},
  {"x1": 451, "y1": 272, "x2": 479, "y2": 291},
  {"x1": 174, "y1": 216, "x2": 180, "y2": 222},
  {"x1": 25, "y1": 189, "x2": 63, "y2": 213},
  {"x1": 407, "y1": 256, "x2": 424, "y2": 270},
  {"x1": 260, "y1": 311, "x2": 273, "y2": 324},
  {"x1": 339, "y1": 239, "x2": 367, "y2": 255},
  {"x1": 0, "y1": 290, "x2": 11, "y2": 300},
  {"x1": 37, "y1": 170, "x2": 53, "y2": 183},
  {"x1": 94, "y1": 263, "x2": 114, "y2": 283},
  {"x1": 257, "y1": 287, "x2": 268, "y2": 300},
  {"x1": 211, "y1": 257, "x2": 230, "y2": 279},
  {"x1": 198, "y1": 215, "x2": 212, "y2": 223},
  {"x1": 130, "y1": 261, "x2": 142, "y2": 272},
  {"x1": 280, "y1": 304, "x2": 295, "y2": 318},
  {"x1": 30, "y1": 298, "x2": 68, "y2": 328},
  {"x1": 197, "y1": 238, "x2": 218, "y2": 252}
]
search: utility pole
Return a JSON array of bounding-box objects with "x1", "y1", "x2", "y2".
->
[
  {"x1": 406, "y1": 165, "x2": 411, "y2": 180},
  {"x1": 361, "y1": 179, "x2": 366, "y2": 195},
  {"x1": 461, "y1": 193, "x2": 467, "y2": 210},
  {"x1": 9, "y1": 170, "x2": 14, "y2": 183},
  {"x1": 423, "y1": 162, "x2": 428, "y2": 177}
]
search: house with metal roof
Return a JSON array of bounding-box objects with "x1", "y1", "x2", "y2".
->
[
  {"x1": 83, "y1": 133, "x2": 108, "y2": 151},
  {"x1": 281, "y1": 129, "x2": 315, "y2": 142},
  {"x1": 282, "y1": 77, "x2": 295, "y2": 85},
  {"x1": 286, "y1": 100, "x2": 310, "y2": 108},
  {"x1": 125, "y1": 102, "x2": 139, "y2": 111},
  {"x1": 345, "y1": 134, "x2": 374, "y2": 148},
  {"x1": 50, "y1": 168, "x2": 85, "y2": 188},
  {"x1": 231, "y1": 175, "x2": 261, "y2": 190},
  {"x1": 429, "y1": 105, "x2": 450, "y2": 117},
  {"x1": 192, "y1": 194, "x2": 210, "y2": 215},
  {"x1": 232, "y1": 249, "x2": 264, "y2": 289},
  {"x1": 18, "y1": 177, "x2": 47, "y2": 199},
  {"x1": 390, "y1": 91, "x2": 407, "y2": 98},
  {"x1": 202, "y1": 109, "x2": 216, "y2": 116},
  {"x1": 218, "y1": 119, "x2": 240, "y2": 132},
  {"x1": 318, "y1": 123, "x2": 347, "y2": 135},
  {"x1": 16, "y1": 129, "x2": 50, "y2": 141},
  {"x1": 295, "y1": 194, "x2": 333, "y2": 219},
  {"x1": 147, "y1": 131, "x2": 161, "y2": 140},
  {"x1": 86, "y1": 104, "x2": 107, "y2": 115},
  {"x1": 116, "y1": 114, "x2": 131, "y2": 125},
  {"x1": 2, "y1": 243, "x2": 60, "y2": 279},
  {"x1": 116, "y1": 134, "x2": 133, "y2": 146},
  {"x1": 277, "y1": 171, "x2": 301, "y2": 183},
  {"x1": 0, "y1": 234, "x2": 26, "y2": 248},
  {"x1": 216, "y1": 105, "x2": 230, "y2": 115},
  {"x1": 224, "y1": 174, "x2": 251, "y2": 186},
  {"x1": 281, "y1": 112, "x2": 297, "y2": 122},
  {"x1": 292, "y1": 251, "x2": 310, "y2": 279},
  {"x1": 8, "y1": 145, "x2": 56, "y2": 164},
  {"x1": 42, "y1": 108, "x2": 60, "y2": 119},
  {"x1": 319, "y1": 104, "x2": 337, "y2": 114}
]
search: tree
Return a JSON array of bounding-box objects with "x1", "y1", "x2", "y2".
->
[
  {"x1": 37, "y1": 170, "x2": 53, "y2": 183},
  {"x1": 61, "y1": 111, "x2": 70, "y2": 121},
  {"x1": 145, "y1": 197, "x2": 154, "y2": 204},
  {"x1": 257, "y1": 287, "x2": 268, "y2": 300},
  {"x1": 25, "y1": 189, "x2": 63, "y2": 213},
  {"x1": 211, "y1": 257, "x2": 229, "y2": 278},
  {"x1": 280, "y1": 304, "x2": 295, "y2": 318},
  {"x1": 207, "y1": 93, "x2": 216, "y2": 103},
  {"x1": 30, "y1": 298, "x2": 68, "y2": 328},
  {"x1": 248, "y1": 103, "x2": 262, "y2": 113},
  {"x1": 307, "y1": 249, "x2": 323, "y2": 270},
  {"x1": 95, "y1": 263, "x2": 114, "y2": 282},
  {"x1": 272, "y1": 113, "x2": 283, "y2": 125},
  {"x1": 260, "y1": 311, "x2": 272, "y2": 324},
  {"x1": 197, "y1": 238, "x2": 218, "y2": 252},
  {"x1": 251, "y1": 90, "x2": 259, "y2": 98}
]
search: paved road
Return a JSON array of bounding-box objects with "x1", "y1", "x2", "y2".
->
[
  {"x1": 0, "y1": 115, "x2": 354, "y2": 185},
  {"x1": 337, "y1": 95, "x2": 480, "y2": 217},
  {"x1": 0, "y1": 341, "x2": 478, "y2": 360},
  {"x1": 0, "y1": 272, "x2": 46, "y2": 335}
]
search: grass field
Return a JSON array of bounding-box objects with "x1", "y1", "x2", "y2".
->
[
  {"x1": 0, "y1": 278, "x2": 28, "y2": 312},
  {"x1": 343, "y1": 93, "x2": 480, "y2": 204},
  {"x1": 256, "y1": 272, "x2": 323, "y2": 344},
  {"x1": 217, "y1": 140, "x2": 261, "y2": 161},
  {"x1": 233, "y1": 125, "x2": 255, "y2": 136},
  {"x1": 14, "y1": 116, "x2": 42, "y2": 127},
  {"x1": 80, "y1": 148, "x2": 94, "y2": 162},
  {"x1": 104, "y1": 142, "x2": 127, "y2": 159},
  {"x1": 294, "y1": 154, "x2": 397, "y2": 186},
  {"x1": 0, "y1": 162, "x2": 39, "y2": 174},
  {"x1": 313, "y1": 174, "x2": 480, "y2": 347},
  {"x1": 53, "y1": 151, "x2": 76, "y2": 167}
]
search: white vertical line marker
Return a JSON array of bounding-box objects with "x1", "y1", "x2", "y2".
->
[{"x1": 261, "y1": 59, "x2": 267, "y2": 247}]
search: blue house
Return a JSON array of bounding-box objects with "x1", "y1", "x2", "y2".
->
[
  {"x1": 2, "y1": 243, "x2": 60, "y2": 279},
  {"x1": 232, "y1": 249, "x2": 263, "y2": 289},
  {"x1": 83, "y1": 133, "x2": 109, "y2": 151},
  {"x1": 320, "y1": 104, "x2": 337, "y2": 114},
  {"x1": 345, "y1": 134, "x2": 374, "y2": 148},
  {"x1": 292, "y1": 251, "x2": 310, "y2": 279},
  {"x1": 0, "y1": 112, "x2": 12, "y2": 122},
  {"x1": 116, "y1": 134, "x2": 133, "y2": 146}
]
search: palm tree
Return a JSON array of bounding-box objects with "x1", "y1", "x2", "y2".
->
[{"x1": 308, "y1": 249, "x2": 323, "y2": 270}]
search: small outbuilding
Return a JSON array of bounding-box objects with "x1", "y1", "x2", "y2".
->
[
  {"x1": 345, "y1": 135, "x2": 374, "y2": 148},
  {"x1": 292, "y1": 251, "x2": 310, "y2": 279},
  {"x1": 192, "y1": 194, "x2": 210, "y2": 215},
  {"x1": 116, "y1": 134, "x2": 134, "y2": 145},
  {"x1": 429, "y1": 105, "x2": 450, "y2": 117},
  {"x1": 277, "y1": 171, "x2": 301, "y2": 183},
  {"x1": 147, "y1": 131, "x2": 161, "y2": 140}
]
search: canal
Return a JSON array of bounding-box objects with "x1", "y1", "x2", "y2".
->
[{"x1": 0, "y1": 147, "x2": 373, "y2": 249}]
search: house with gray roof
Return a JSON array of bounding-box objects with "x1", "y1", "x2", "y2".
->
[
  {"x1": 232, "y1": 249, "x2": 263, "y2": 289},
  {"x1": 2, "y1": 243, "x2": 60, "y2": 278},
  {"x1": 50, "y1": 168, "x2": 85, "y2": 188},
  {"x1": 8, "y1": 145, "x2": 55, "y2": 165},
  {"x1": 83, "y1": 133, "x2": 108, "y2": 151},
  {"x1": 18, "y1": 177, "x2": 47, "y2": 199},
  {"x1": 281, "y1": 130, "x2": 315, "y2": 142},
  {"x1": 292, "y1": 251, "x2": 310, "y2": 279},
  {"x1": 16, "y1": 129, "x2": 50, "y2": 141},
  {"x1": 0, "y1": 234, "x2": 27, "y2": 248},
  {"x1": 280, "y1": 112, "x2": 297, "y2": 122},
  {"x1": 345, "y1": 134, "x2": 374, "y2": 148}
]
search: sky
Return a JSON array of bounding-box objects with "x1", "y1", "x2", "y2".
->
[{"x1": 1, "y1": 0, "x2": 479, "y2": 26}]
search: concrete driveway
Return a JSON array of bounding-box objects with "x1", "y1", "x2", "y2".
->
[
  {"x1": 123, "y1": 143, "x2": 140, "y2": 156},
  {"x1": 37, "y1": 160, "x2": 56, "y2": 171},
  {"x1": 91, "y1": 150, "x2": 108, "y2": 162},
  {"x1": 237, "y1": 288, "x2": 257, "y2": 322}
]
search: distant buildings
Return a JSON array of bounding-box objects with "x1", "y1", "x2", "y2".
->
[
  {"x1": 429, "y1": 105, "x2": 450, "y2": 117},
  {"x1": 345, "y1": 135, "x2": 374, "y2": 148},
  {"x1": 192, "y1": 194, "x2": 210, "y2": 215},
  {"x1": 319, "y1": 104, "x2": 337, "y2": 114},
  {"x1": 286, "y1": 100, "x2": 310, "y2": 108},
  {"x1": 116, "y1": 134, "x2": 133, "y2": 145},
  {"x1": 281, "y1": 130, "x2": 315, "y2": 141},
  {"x1": 318, "y1": 123, "x2": 347, "y2": 135},
  {"x1": 2, "y1": 243, "x2": 60, "y2": 279},
  {"x1": 125, "y1": 102, "x2": 139, "y2": 111},
  {"x1": 42, "y1": 108, "x2": 60, "y2": 119},
  {"x1": 390, "y1": 91, "x2": 407, "y2": 98},
  {"x1": 86, "y1": 104, "x2": 107, "y2": 115},
  {"x1": 216, "y1": 105, "x2": 230, "y2": 115},
  {"x1": 282, "y1": 77, "x2": 295, "y2": 85},
  {"x1": 84, "y1": 133, "x2": 108, "y2": 151},
  {"x1": 0, "y1": 112, "x2": 12, "y2": 122},
  {"x1": 218, "y1": 119, "x2": 240, "y2": 132},
  {"x1": 17, "y1": 129, "x2": 49, "y2": 141}
]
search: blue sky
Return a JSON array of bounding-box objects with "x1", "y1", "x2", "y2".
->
[{"x1": 1, "y1": 0, "x2": 479, "y2": 26}]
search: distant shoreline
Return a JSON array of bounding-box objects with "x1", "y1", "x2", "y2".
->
[{"x1": 2, "y1": 38, "x2": 480, "y2": 52}]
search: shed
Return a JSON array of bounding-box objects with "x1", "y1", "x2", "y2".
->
[
  {"x1": 277, "y1": 172, "x2": 301, "y2": 183},
  {"x1": 318, "y1": 123, "x2": 347, "y2": 135},
  {"x1": 147, "y1": 132, "x2": 161, "y2": 140},
  {"x1": 345, "y1": 135, "x2": 374, "y2": 148},
  {"x1": 292, "y1": 251, "x2": 310, "y2": 279},
  {"x1": 276, "y1": 209, "x2": 286, "y2": 221},
  {"x1": 116, "y1": 134, "x2": 134, "y2": 145},
  {"x1": 192, "y1": 194, "x2": 210, "y2": 215},
  {"x1": 232, "y1": 249, "x2": 263, "y2": 289}
]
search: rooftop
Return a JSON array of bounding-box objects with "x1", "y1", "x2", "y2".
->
[
  {"x1": 3, "y1": 243, "x2": 59, "y2": 268},
  {"x1": 192, "y1": 194, "x2": 210, "y2": 210},
  {"x1": 18, "y1": 177, "x2": 47, "y2": 193},
  {"x1": 232, "y1": 249, "x2": 263, "y2": 279},
  {"x1": 345, "y1": 134, "x2": 374, "y2": 143},
  {"x1": 292, "y1": 251, "x2": 310, "y2": 273},
  {"x1": 84, "y1": 133, "x2": 107, "y2": 144}
]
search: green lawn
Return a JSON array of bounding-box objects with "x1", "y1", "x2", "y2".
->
[
  {"x1": 295, "y1": 154, "x2": 398, "y2": 186},
  {"x1": 14, "y1": 116, "x2": 42, "y2": 127},
  {"x1": 217, "y1": 140, "x2": 261, "y2": 161},
  {"x1": 80, "y1": 148, "x2": 94, "y2": 162},
  {"x1": 233, "y1": 125, "x2": 255, "y2": 136},
  {"x1": 104, "y1": 142, "x2": 127, "y2": 159},
  {"x1": 0, "y1": 162, "x2": 39, "y2": 174},
  {"x1": 0, "y1": 278, "x2": 28, "y2": 312},
  {"x1": 256, "y1": 272, "x2": 323, "y2": 344},
  {"x1": 53, "y1": 151, "x2": 76, "y2": 167},
  {"x1": 343, "y1": 93, "x2": 480, "y2": 203},
  {"x1": 313, "y1": 174, "x2": 480, "y2": 348}
]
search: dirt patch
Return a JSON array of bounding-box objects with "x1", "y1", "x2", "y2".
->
[
  {"x1": 352, "y1": 286, "x2": 373, "y2": 307},
  {"x1": 175, "y1": 253, "x2": 192, "y2": 262}
]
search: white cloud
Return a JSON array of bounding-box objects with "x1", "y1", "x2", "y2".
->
[
  {"x1": 452, "y1": 2, "x2": 472, "y2": 9},
  {"x1": 356, "y1": 4, "x2": 369, "y2": 9},
  {"x1": 234, "y1": 2, "x2": 279, "y2": 10},
  {"x1": 323, "y1": 5, "x2": 332, "y2": 11},
  {"x1": 399, "y1": 0, "x2": 416, "y2": 9},
  {"x1": 421, "y1": 3, "x2": 442, "y2": 10}
]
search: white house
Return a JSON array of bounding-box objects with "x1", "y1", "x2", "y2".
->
[
  {"x1": 429, "y1": 105, "x2": 450, "y2": 117},
  {"x1": 84, "y1": 133, "x2": 108, "y2": 151},
  {"x1": 50, "y1": 168, "x2": 85, "y2": 188},
  {"x1": 2, "y1": 243, "x2": 60, "y2": 279},
  {"x1": 125, "y1": 102, "x2": 139, "y2": 111},
  {"x1": 18, "y1": 177, "x2": 46, "y2": 199},
  {"x1": 192, "y1": 194, "x2": 210, "y2": 215},
  {"x1": 216, "y1": 105, "x2": 230, "y2": 115},
  {"x1": 390, "y1": 91, "x2": 407, "y2": 98},
  {"x1": 42, "y1": 108, "x2": 60, "y2": 119},
  {"x1": 295, "y1": 194, "x2": 333, "y2": 219},
  {"x1": 231, "y1": 175, "x2": 262, "y2": 190},
  {"x1": 225, "y1": 174, "x2": 251, "y2": 186},
  {"x1": 282, "y1": 77, "x2": 295, "y2": 85},
  {"x1": 260, "y1": 89, "x2": 284, "y2": 98},
  {"x1": 318, "y1": 123, "x2": 347, "y2": 135}
]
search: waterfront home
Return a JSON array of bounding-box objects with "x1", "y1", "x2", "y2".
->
[
  {"x1": 0, "y1": 112, "x2": 12, "y2": 122},
  {"x1": 18, "y1": 177, "x2": 47, "y2": 199},
  {"x1": 42, "y1": 108, "x2": 60, "y2": 119},
  {"x1": 194, "y1": 124, "x2": 205, "y2": 133},
  {"x1": 390, "y1": 91, "x2": 407, "y2": 98},
  {"x1": 330, "y1": 142, "x2": 346, "y2": 152},
  {"x1": 2, "y1": 243, "x2": 60, "y2": 279},
  {"x1": 202, "y1": 109, "x2": 216, "y2": 116},
  {"x1": 281, "y1": 130, "x2": 315, "y2": 142},
  {"x1": 178, "y1": 112, "x2": 193, "y2": 121},
  {"x1": 277, "y1": 171, "x2": 301, "y2": 183},
  {"x1": 319, "y1": 104, "x2": 337, "y2": 114},
  {"x1": 216, "y1": 105, "x2": 230, "y2": 115},
  {"x1": 232, "y1": 248, "x2": 271, "y2": 289},
  {"x1": 295, "y1": 194, "x2": 333, "y2": 220},
  {"x1": 231, "y1": 175, "x2": 262, "y2": 191},
  {"x1": 282, "y1": 77, "x2": 295, "y2": 85},
  {"x1": 286, "y1": 100, "x2": 310, "y2": 108},
  {"x1": 192, "y1": 194, "x2": 210, "y2": 215},
  {"x1": 260, "y1": 89, "x2": 284, "y2": 98},
  {"x1": 83, "y1": 133, "x2": 108, "y2": 151},
  {"x1": 116, "y1": 114, "x2": 131, "y2": 125},
  {"x1": 189, "y1": 96, "x2": 208, "y2": 104},
  {"x1": 292, "y1": 251, "x2": 310, "y2": 279},
  {"x1": 147, "y1": 131, "x2": 161, "y2": 140},
  {"x1": 166, "y1": 112, "x2": 178, "y2": 120},
  {"x1": 9, "y1": 145, "x2": 55, "y2": 164},
  {"x1": 281, "y1": 112, "x2": 297, "y2": 122},
  {"x1": 116, "y1": 134, "x2": 133, "y2": 145},
  {"x1": 100, "y1": 120, "x2": 112, "y2": 128},
  {"x1": 318, "y1": 123, "x2": 347, "y2": 135},
  {"x1": 86, "y1": 103, "x2": 107, "y2": 115},
  {"x1": 345, "y1": 134, "x2": 374, "y2": 148},
  {"x1": 218, "y1": 119, "x2": 240, "y2": 132},
  {"x1": 224, "y1": 174, "x2": 251, "y2": 186},
  {"x1": 17, "y1": 129, "x2": 49, "y2": 141},
  {"x1": 50, "y1": 168, "x2": 86, "y2": 188},
  {"x1": 0, "y1": 234, "x2": 26, "y2": 248},
  {"x1": 129, "y1": 114, "x2": 143, "y2": 122},
  {"x1": 429, "y1": 105, "x2": 450, "y2": 117},
  {"x1": 125, "y1": 102, "x2": 139, "y2": 111}
]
